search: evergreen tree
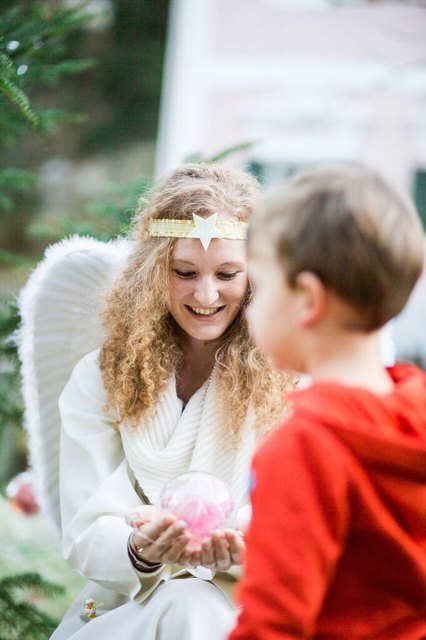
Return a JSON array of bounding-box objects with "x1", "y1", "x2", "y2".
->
[
  {"x1": 0, "y1": 6, "x2": 98, "y2": 637},
  {"x1": 0, "y1": 0, "x2": 97, "y2": 486},
  {"x1": 0, "y1": 1, "x2": 95, "y2": 254},
  {"x1": 0, "y1": 572, "x2": 64, "y2": 640}
]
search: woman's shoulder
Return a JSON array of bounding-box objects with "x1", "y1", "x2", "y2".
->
[
  {"x1": 73, "y1": 347, "x2": 101, "y2": 375},
  {"x1": 70, "y1": 347, "x2": 102, "y2": 383},
  {"x1": 62, "y1": 348, "x2": 106, "y2": 405},
  {"x1": 60, "y1": 347, "x2": 120, "y2": 453}
]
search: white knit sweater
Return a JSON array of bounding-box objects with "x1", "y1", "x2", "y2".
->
[{"x1": 59, "y1": 349, "x2": 257, "y2": 605}]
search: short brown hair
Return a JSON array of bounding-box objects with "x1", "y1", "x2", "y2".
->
[{"x1": 251, "y1": 163, "x2": 424, "y2": 331}]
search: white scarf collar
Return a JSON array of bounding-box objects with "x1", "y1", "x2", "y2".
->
[{"x1": 119, "y1": 371, "x2": 257, "y2": 508}]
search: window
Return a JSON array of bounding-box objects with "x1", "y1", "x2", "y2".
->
[{"x1": 413, "y1": 169, "x2": 426, "y2": 230}]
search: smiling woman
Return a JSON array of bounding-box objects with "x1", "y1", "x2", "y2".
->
[
  {"x1": 169, "y1": 239, "x2": 248, "y2": 403},
  {"x1": 44, "y1": 163, "x2": 293, "y2": 640},
  {"x1": 170, "y1": 241, "x2": 247, "y2": 336}
]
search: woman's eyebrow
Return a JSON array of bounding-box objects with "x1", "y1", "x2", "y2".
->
[
  {"x1": 217, "y1": 262, "x2": 245, "y2": 269},
  {"x1": 172, "y1": 259, "x2": 245, "y2": 269}
]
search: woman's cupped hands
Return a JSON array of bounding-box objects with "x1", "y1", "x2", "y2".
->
[{"x1": 126, "y1": 506, "x2": 245, "y2": 571}]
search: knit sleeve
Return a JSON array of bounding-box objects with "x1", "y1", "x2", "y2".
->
[{"x1": 59, "y1": 350, "x2": 170, "y2": 602}]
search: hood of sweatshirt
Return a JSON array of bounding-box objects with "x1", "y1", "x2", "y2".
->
[
  {"x1": 289, "y1": 362, "x2": 426, "y2": 481},
  {"x1": 289, "y1": 363, "x2": 426, "y2": 488},
  {"x1": 286, "y1": 363, "x2": 426, "y2": 550}
]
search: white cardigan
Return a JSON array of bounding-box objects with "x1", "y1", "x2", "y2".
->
[{"x1": 58, "y1": 349, "x2": 258, "y2": 608}]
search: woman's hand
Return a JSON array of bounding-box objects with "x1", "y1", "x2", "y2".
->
[
  {"x1": 132, "y1": 516, "x2": 246, "y2": 571},
  {"x1": 186, "y1": 528, "x2": 246, "y2": 571},
  {"x1": 132, "y1": 515, "x2": 192, "y2": 565},
  {"x1": 125, "y1": 505, "x2": 157, "y2": 528}
]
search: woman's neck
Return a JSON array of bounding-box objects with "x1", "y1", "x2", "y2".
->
[{"x1": 176, "y1": 333, "x2": 217, "y2": 404}]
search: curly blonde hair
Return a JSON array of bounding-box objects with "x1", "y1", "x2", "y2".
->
[{"x1": 99, "y1": 163, "x2": 293, "y2": 440}]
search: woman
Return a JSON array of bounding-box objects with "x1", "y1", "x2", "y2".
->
[{"x1": 50, "y1": 163, "x2": 291, "y2": 639}]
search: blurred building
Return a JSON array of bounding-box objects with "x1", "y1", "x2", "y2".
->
[{"x1": 156, "y1": 0, "x2": 426, "y2": 362}]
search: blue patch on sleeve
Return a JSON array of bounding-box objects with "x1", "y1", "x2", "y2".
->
[{"x1": 248, "y1": 469, "x2": 257, "y2": 494}]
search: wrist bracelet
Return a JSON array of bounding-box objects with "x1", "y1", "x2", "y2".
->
[{"x1": 127, "y1": 534, "x2": 163, "y2": 573}]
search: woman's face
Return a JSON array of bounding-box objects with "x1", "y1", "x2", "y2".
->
[{"x1": 169, "y1": 236, "x2": 248, "y2": 344}]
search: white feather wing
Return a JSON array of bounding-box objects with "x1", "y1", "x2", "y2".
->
[{"x1": 17, "y1": 235, "x2": 132, "y2": 537}]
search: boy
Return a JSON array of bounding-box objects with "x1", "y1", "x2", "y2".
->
[{"x1": 229, "y1": 164, "x2": 426, "y2": 639}]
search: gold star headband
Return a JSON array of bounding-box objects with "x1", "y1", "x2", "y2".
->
[{"x1": 148, "y1": 213, "x2": 248, "y2": 251}]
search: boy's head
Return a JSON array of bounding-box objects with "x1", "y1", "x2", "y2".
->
[{"x1": 247, "y1": 163, "x2": 424, "y2": 370}]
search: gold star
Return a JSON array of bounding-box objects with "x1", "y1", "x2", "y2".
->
[{"x1": 187, "y1": 213, "x2": 224, "y2": 251}]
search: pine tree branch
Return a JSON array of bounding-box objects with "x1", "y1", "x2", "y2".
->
[
  {"x1": 0, "y1": 572, "x2": 64, "y2": 640},
  {"x1": 0, "y1": 56, "x2": 39, "y2": 127}
]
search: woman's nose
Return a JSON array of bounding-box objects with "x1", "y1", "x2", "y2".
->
[{"x1": 193, "y1": 278, "x2": 219, "y2": 306}]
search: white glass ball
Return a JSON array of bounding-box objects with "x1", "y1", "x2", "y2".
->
[{"x1": 158, "y1": 471, "x2": 235, "y2": 542}]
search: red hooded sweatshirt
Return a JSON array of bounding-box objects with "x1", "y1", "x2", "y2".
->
[{"x1": 229, "y1": 363, "x2": 426, "y2": 640}]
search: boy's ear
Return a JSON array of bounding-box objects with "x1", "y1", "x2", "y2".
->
[{"x1": 294, "y1": 271, "x2": 328, "y2": 328}]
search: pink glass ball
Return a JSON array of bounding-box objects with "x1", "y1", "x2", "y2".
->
[{"x1": 158, "y1": 471, "x2": 235, "y2": 542}]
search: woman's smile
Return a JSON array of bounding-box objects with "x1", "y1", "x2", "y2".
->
[{"x1": 185, "y1": 304, "x2": 225, "y2": 318}]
